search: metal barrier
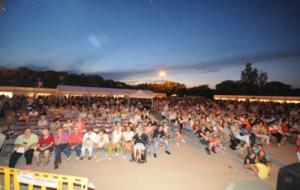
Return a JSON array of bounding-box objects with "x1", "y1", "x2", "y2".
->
[{"x1": 0, "y1": 166, "x2": 88, "y2": 190}]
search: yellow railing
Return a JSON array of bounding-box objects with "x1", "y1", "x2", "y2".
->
[{"x1": 0, "y1": 166, "x2": 88, "y2": 190}]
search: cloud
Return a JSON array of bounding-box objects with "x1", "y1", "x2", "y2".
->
[
  {"x1": 96, "y1": 50, "x2": 300, "y2": 80},
  {"x1": 87, "y1": 33, "x2": 108, "y2": 48}
]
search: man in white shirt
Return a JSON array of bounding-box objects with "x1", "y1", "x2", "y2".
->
[{"x1": 81, "y1": 128, "x2": 97, "y2": 160}]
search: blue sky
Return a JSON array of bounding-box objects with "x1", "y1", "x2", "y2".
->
[{"x1": 0, "y1": 0, "x2": 300, "y2": 87}]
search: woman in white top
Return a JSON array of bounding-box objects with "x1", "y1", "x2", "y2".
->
[
  {"x1": 122, "y1": 126, "x2": 134, "y2": 159},
  {"x1": 108, "y1": 126, "x2": 122, "y2": 159},
  {"x1": 94, "y1": 129, "x2": 110, "y2": 159}
]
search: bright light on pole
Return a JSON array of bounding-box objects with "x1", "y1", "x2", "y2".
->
[{"x1": 159, "y1": 71, "x2": 166, "y2": 82}]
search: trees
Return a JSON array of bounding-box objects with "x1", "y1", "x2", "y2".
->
[
  {"x1": 215, "y1": 62, "x2": 300, "y2": 96},
  {"x1": 187, "y1": 85, "x2": 214, "y2": 98},
  {"x1": 239, "y1": 63, "x2": 269, "y2": 94},
  {"x1": 215, "y1": 80, "x2": 240, "y2": 95}
]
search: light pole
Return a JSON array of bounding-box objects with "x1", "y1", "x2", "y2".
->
[{"x1": 159, "y1": 71, "x2": 166, "y2": 83}]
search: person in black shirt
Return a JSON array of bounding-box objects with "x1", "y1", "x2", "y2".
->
[
  {"x1": 244, "y1": 150, "x2": 258, "y2": 175},
  {"x1": 132, "y1": 126, "x2": 148, "y2": 163},
  {"x1": 152, "y1": 126, "x2": 171, "y2": 158}
]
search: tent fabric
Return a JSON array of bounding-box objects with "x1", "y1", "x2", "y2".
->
[
  {"x1": 57, "y1": 85, "x2": 157, "y2": 98},
  {"x1": 128, "y1": 90, "x2": 155, "y2": 99}
]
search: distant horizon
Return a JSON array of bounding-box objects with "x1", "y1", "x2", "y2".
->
[
  {"x1": 1, "y1": 65, "x2": 299, "y2": 90},
  {"x1": 1, "y1": 0, "x2": 300, "y2": 88}
]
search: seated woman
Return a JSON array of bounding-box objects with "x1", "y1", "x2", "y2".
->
[
  {"x1": 244, "y1": 150, "x2": 258, "y2": 176},
  {"x1": 95, "y1": 129, "x2": 110, "y2": 159},
  {"x1": 231, "y1": 122, "x2": 250, "y2": 147},
  {"x1": 253, "y1": 122, "x2": 270, "y2": 145},
  {"x1": 132, "y1": 126, "x2": 148, "y2": 163},
  {"x1": 53, "y1": 127, "x2": 71, "y2": 169},
  {"x1": 122, "y1": 126, "x2": 134, "y2": 159},
  {"x1": 269, "y1": 123, "x2": 286, "y2": 146},
  {"x1": 108, "y1": 126, "x2": 123, "y2": 159},
  {"x1": 34, "y1": 128, "x2": 54, "y2": 166},
  {"x1": 8, "y1": 128, "x2": 38, "y2": 170},
  {"x1": 257, "y1": 150, "x2": 271, "y2": 176},
  {"x1": 173, "y1": 119, "x2": 185, "y2": 146},
  {"x1": 37, "y1": 115, "x2": 49, "y2": 128},
  {"x1": 81, "y1": 128, "x2": 97, "y2": 160},
  {"x1": 199, "y1": 126, "x2": 221, "y2": 155}
]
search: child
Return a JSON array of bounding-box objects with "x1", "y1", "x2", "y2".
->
[{"x1": 244, "y1": 150, "x2": 258, "y2": 176}]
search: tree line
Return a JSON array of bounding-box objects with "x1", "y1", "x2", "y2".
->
[{"x1": 0, "y1": 63, "x2": 299, "y2": 98}]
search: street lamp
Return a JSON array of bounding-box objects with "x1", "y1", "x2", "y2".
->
[{"x1": 159, "y1": 71, "x2": 166, "y2": 82}]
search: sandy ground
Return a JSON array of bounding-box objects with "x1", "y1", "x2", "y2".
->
[{"x1": 0, "y1": 133, "x2": 298, "y2": 190}]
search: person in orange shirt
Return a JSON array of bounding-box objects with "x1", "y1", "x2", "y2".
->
[{"x1": 68, "y1": 127, "x2": 83, "y2": 160}]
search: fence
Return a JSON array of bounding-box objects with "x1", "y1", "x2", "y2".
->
[{"x1": 0, "y1": 166, "x2": 89, "y2": 190}]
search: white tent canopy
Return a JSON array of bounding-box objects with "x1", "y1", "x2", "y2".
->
[
  {"x1": 57, "y1": 85, "x2": 158, "y2": 98},
  {"x1": 128, "y1": 90, "x2": 155, "y2": 99}
]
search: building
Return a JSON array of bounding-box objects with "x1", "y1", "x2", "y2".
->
[
  {"x1": 0, "y1": 85, "x2": 165, "y2": 99},
  {"x1": 214, "y1": 95, "x2": 300, "y2": 104}
]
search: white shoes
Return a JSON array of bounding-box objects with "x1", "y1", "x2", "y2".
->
[{"x1": 67, "y1": 155, "x2": 73, "y2": 161}]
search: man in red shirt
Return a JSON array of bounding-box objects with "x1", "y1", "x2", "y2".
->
[{"x1": 68, "y1": 127, "x2": 83, "y2": 160}]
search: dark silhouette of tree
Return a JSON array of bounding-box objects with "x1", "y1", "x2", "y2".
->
[
  {"x1": 0, "y1": 66, "x2": 299, "y2": 97},
  {"x1": 258, "y1": 70, "x2": 268, "y2": 87},
  {"x1": 215, "y1": 80, "x2": 240, "y2": 95},
  {"x1": 261, "y1": 81, "x2": 291, "y2": 96},
  {"x1": 187, "y1": 85, "x2": 213, "y2": 98}
]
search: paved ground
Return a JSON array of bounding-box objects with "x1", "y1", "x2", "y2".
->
[{"x1": 0, "y1": 132, "x2": 298, "y2": 190}]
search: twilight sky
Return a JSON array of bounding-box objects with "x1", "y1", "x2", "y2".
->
[{"x1": 0, "y1": 0, "x2": 300, "y2": 87}]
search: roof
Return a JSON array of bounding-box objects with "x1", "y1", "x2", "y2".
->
[{"x1": 57, "y1": 85, "x2": 158, "y2": 98}]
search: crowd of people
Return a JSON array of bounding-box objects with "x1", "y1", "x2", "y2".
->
[{"x1": 0, "y1": 95, "x2": 300, "y2": 178}]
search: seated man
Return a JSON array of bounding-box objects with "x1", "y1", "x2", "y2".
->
[
  {"x1": 68, "y1": 127, "x2": 83, "y2": 160},
  {"x1": 81, "y1": 128, "x2": 97, "y2": 160},
  {"x1": 53, "y1": 127, "x2": 71, "y2": 169},
  {"x1": 152, "y1": 125, "x2": 171, "y2": 158},
  {"x1": 34, "y1": 128, "x2": 54, "y2": 166},
  {"x1": 8, "y1": 128, "x2": 38, "y2": 170},
  {"x1": 94, "y1": 129, "x2": 110, "y2": 159}
]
